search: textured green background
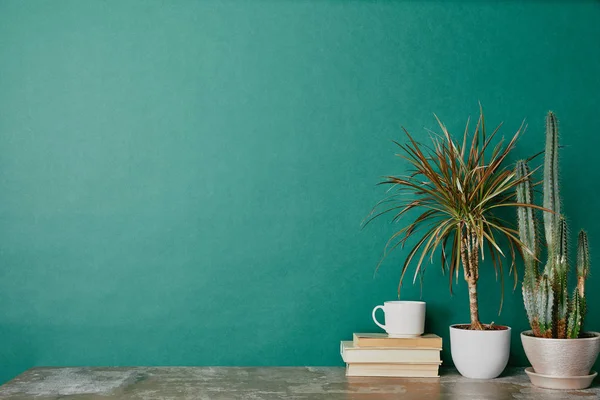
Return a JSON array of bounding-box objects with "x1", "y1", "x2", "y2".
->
[{"x1": 1, "y1": 0, "x2": 599, "y2": 384}]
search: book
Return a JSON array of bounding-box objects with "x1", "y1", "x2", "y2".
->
[
  {"x1": 353, "y1": 333, "x2": 442, "y2": 349},
  {"x1": 340, "y1": 341, "x2": 441, "y2": 363},
  {"x1": 346, "y1": 363, "x2": 441, "y2": 377}
]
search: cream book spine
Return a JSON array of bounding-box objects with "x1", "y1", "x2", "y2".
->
[{"x1": 346, "y1": 363, "x2": 440, "y2": 377}]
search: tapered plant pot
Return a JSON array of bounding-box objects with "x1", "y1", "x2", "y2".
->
[
  {"x1": 521, "y1": 330, "x2": 600, "y2": 389},
  {"x1": 450, "y1": 324, "x2": 511, "y2": 379}
]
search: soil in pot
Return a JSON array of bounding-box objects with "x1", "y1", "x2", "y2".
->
[{"x1": 452, "y1": 324, "x2": 508, "y2": 331}]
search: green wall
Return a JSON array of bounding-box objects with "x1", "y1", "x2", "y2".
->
[{"x1": 1, "y1": 0, "x2": 599, "y2": 383}]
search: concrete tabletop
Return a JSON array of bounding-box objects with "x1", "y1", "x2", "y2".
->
[{"x1": 0, "y1": 367, "x2": 597, "y2": 399}]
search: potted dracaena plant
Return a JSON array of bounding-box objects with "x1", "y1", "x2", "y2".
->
[
  {"x1": 364, "y1": 106, "x2": 541, "y2": 379},
  {"x1": 515, "y1": 111, "x2": 599, "y2": 390}
]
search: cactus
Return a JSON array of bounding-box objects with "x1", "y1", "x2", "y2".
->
[
  {"x1": 515, "y1": 160, "x2": 539, "y2": 333},
  {"x1": 515, "y1": 111, "x2": 590, "y2": 339},
  {"x1": 537, "y1": 275, "x2": 554, "y2": 338}
]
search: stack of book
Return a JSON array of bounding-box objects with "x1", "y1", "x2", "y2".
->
[{"x1": 340, "y1": 333, "x2": 442, "y2": 377}]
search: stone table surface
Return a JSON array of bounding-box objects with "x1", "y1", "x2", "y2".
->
[{"x1": 0, "y1": 367, "x2": 598, "y2": 400}]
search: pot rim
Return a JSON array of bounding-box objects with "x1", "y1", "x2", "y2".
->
[
  {"x1": 450, "y1": 324, "x2": 511, "y2": 332},
  {"x1": 521, "y1": 330, "x2": 600, "y2": 341}
]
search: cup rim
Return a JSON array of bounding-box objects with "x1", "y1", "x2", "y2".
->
[{"x1": 384, "y1": 300, "x2": 425, "y2": 305}]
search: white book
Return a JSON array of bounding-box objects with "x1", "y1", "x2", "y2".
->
[
  {"x1": 346, "y1": 363, "x2": 440, "y2": 377},
  {"x1": 340, "y1": 341, "x2": 441, "y2": 363}
]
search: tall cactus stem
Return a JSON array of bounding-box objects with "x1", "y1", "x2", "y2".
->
[
  {"x1": 537, "y1": 275, "x2": 554, "y2": 338},
  {"x1": 543, "y1": 111, "x2": 560, "y2": 250},
  {"x1": 577, "y1": 230, "x2": 590, "y2": 298},
  {"x1": 516, "y1": 160, "x2": 539, "y2": 329},
  {"x1": 567, "y1": 289, "x2": 583, "y2": 339},
  {"x1": 555, "y1": 217, "x2": 569, "y2": 338},
  {"x1": 573, "y1": 230, "x2": 590, "y2": 332}
]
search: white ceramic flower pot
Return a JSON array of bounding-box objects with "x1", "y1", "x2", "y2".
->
[{"x1": 450, "y1": 324, "x2": 511, "y2": 379}]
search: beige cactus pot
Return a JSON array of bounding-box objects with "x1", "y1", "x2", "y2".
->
[{"x1": 521, "y1": 330, "x2": 600, "y2": 377}]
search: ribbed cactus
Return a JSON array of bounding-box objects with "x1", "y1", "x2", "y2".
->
[
  {"x1": 515, "y1": 160, "x2": 539, "y2": 332},
  {"x1": 516, "y1": 111, "x2": 590, "y2": 339},
  {"x1": 537, "y1": 275, "x2": 553, "y2": 337}
]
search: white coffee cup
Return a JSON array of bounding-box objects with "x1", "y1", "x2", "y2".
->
[{"x1": 372, "y1": 301, "x2": 426, "y2": 338}]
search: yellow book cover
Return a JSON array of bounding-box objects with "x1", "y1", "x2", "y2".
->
[{"x1": 353, "y1": 333, "x2": 442, "y2": 349}]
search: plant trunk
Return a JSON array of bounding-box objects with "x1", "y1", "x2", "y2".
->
[
  {"x1": 461, "y1": 227, "x2": 484, "y2": 330},
  {"x1": 467, "y1": 279, "x2": 483, "y2": 330}
]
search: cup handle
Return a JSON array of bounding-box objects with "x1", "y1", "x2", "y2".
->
[{"x1": 372, "y1": 305, "x2": 386, "y2": 330}]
